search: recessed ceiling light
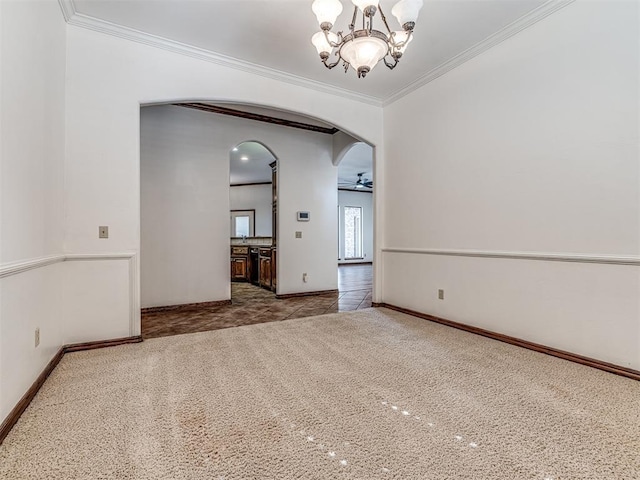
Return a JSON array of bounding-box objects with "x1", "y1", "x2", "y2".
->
[
  {"x1": 232, "y1": 147, "x2": 238, "y2": 152},
  {"x1": 240, "y1": 156, "x2": 249, "y2": 161}
]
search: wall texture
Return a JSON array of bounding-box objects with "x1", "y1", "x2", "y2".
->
[{"x1": 382, "y1": 0, "x2": 640, "y2": 369}]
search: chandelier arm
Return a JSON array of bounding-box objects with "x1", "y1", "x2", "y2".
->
[
  {"x1": 322, "y1": 29, "x2": 344, "y2": 48},
  {"x1": 383, "y1": 55, "x2": 399, "y2": 70},
  {"x1": 378, "y1": 5, "x2": 394, "y2": 35},
  {"x1": 322, "y1": 55, "x2": 342, "y2": 70},
  {"x1": 389, "y1": 30, "x2": 413, "y2": 50},
  {"x1": 349, "y1": 6, "x2": 357, "y2": 33}
]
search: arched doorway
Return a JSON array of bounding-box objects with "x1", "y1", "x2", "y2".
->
[
  {"x1": 229, "y1": 141, "x2": 278, "y2": 300},
  {"x1": 139, "y1": 101, "x2": 377, "y2": 338}
]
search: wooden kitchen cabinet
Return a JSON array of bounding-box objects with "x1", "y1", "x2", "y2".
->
[
  {"x1": 231, "y1": 257, "x2": 248, "y2": 281},
  {"x1": 231, "y1": 246, "x2": 250, "y2": 282},
  {"x1": 259, "y1": 248, "x2": 272, "y2": 289}
]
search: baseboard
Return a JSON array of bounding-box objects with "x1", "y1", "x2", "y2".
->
[
  {"x1": 376, "y1": 303, "x2": 640, "y2": 382},
  {"x1": 0, "y1": 347, "x2": 64, "y2": 445},
  {"x1": 0, "y1": 335, "x2": 143, "y2": 446},
  {"x1": 141, "y1": 299, "x2": 231, "y2": 314},
  {"x1": 63, "y1": 335, "x2": 143, "y2": 353},
  {"x1": 276, "y1": 289, "x2": 339, "y2": 299}
]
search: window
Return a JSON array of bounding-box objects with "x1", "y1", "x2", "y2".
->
[
  {"x1": 234, "y1": 216, "x2": 250, "y2": 237},
  {"x1": 344, "y1": 206, "x2": 363, "y2": 259},
  {"x1": 230, "y1": 210, "x2": 255, "y2": 237}
]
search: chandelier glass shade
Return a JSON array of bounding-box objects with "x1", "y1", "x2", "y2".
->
[{"x1": 311, "y1": 0, "x2": 423, "y2": 78}]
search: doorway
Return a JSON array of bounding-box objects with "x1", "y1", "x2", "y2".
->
[
  {"x1": 229, "y1": 141, "x2": 277, "y2": 302},
  {"x1": 139, "y1": 102, "x2": 377, "y2": 339}
]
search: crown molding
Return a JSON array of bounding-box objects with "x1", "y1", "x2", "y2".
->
[
  {"x1": 57, "y1": 0, "x2": 75, "y2": 22},
  {"x1": 382, "y1": 0, "x2": 576, "y2": 106},
  {"x1": 58, "y1": 0, "x2": 575, "y2": 109},
  {"x1": 57, "y1": 2, "x2": 381, "y2": 107}
]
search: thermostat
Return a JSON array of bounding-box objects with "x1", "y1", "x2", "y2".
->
[{"x1": 297, "y1": 211, "x2": 310, "y2": 222}]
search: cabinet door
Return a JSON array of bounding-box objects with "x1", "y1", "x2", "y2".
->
[
  {"x1": 259, "y1": 257, "x2": 272, "y2": 288},
  {"x1": 231, "y1": 257, "x2": 247, "y2": 281}
]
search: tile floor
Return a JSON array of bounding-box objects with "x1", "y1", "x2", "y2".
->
[{"x1": 142, "y1": 264, "x2": 372, "y2": 339}]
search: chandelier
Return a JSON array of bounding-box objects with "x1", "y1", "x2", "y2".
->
[{"x1": 311, "y1": 0, "x2": 424, "y2": 78}]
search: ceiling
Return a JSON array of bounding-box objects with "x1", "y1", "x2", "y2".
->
[
  {"x1": 338, "y1": 143, "x2": 374, "y2": 190},
  {"x1": 230, "y1": 142, "x2": 275, "y2": 185},
  {"x1": 229, "y1": 140, "x2": 372, "y2": 189},
  {"x1": 70, "y1": 0, "x2": 550, "y2": 103}
]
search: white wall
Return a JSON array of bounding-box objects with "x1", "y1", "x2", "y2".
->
[
  {"x1": 0, "y1": 0, "x2": 66, "y2": 421},
  {"x1": 230, "y1": 184, "x2": 272, "y2": 237},
  {"x1": 140, "y1": 106, "x2": 231, "y2": 307},
  {"x1": 140, "y1": 105, "x2": 338, "y2": 307},
  {"x1": 278, "y1": 131, "x2": 338, "y2": 295},
  {"x1": 383, "y1": 0, "x2": 640, "y2": 369},
  {"x1": 338, "y1": 190, "x2": 373, "y2": 263},
  {"x1": 63, "y1": 24, "x2": 383, "y2": 326}
]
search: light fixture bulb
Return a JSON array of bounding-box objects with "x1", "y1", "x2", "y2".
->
[
  {"x1": 340, "y1": 34, "x2": 388, "y2": 77},
  {"x1": 312, "y1": 31, "x2": 338, "y2": 55},
  {"x1": 351, "y1": 0, "x2": 378, "y2": 13},
  {"x1": 312, "y1": 0, "x2": 343, "y2": 29},
  {"x1": 232, "y1": 147, "x2": 238, "y2": 152},
  {"x1": 391, "y1": 0, "x2": 423, "y2": 29}
]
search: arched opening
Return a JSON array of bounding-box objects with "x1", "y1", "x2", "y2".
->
[
  {"x1": 337, "y1": 142, "x2": 374, "y2": 299},
  {"x1": 139, "y1": 101, "x2": 377, "y2": 339},
  {"x1": 229, "y1": 140, "x2": 278, "y2": 301}
]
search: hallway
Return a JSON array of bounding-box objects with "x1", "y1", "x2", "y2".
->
[{"x1": 142, "y1": 264, "x2": 372, "y2": 339}]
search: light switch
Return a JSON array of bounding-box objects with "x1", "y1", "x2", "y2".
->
[
  {"x1": 295, "y1": 231, "x2": 302, "y2": 239},
  {"x1": 99, "y1": 226, "x2": 109, "y2": 239}
]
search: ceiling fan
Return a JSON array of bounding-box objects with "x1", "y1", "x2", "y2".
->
[{"x1": 339, "y1": 172, "x2": 373, "y2": 189}]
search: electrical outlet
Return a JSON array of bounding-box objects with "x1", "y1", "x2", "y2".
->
[
  {"x1": 99, "y1": 226, "x2": 109, "y2": 239},
  {"x1": 438, "y1": 289, "x2": 444, "y2": 300},
  {"x1": 303, "y1": 273, "x2": 308, "y2": 283},
  {"x1": 35, "y1": 327, "x2": 40, "y2": 348}
]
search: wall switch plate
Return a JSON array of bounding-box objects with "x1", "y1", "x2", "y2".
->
[
  {"x1": 438, "y1": 289, "x2": 444, "y2": 300},
  {"x1": 35, "y1": 327, "x2": 40, "y2": 348},
  {"x1": 295, "y1": 231, "x2": 302, "y2": 239},
  {"x1": 99, "y1": 226, "x2": 109, "y2": 239}
]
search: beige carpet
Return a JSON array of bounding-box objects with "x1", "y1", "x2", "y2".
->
[{"x1": 1, "y1": 308, "x2": 639, "y2": 479}]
